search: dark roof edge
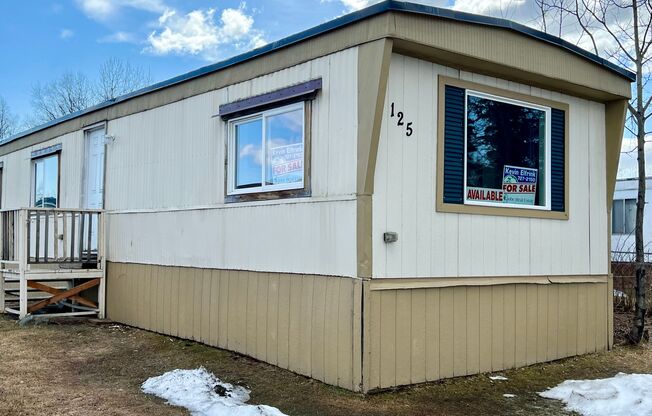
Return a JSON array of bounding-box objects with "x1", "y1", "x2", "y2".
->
[{"x1": 0, "y1": 0, "x2": 635, "y2": 147}]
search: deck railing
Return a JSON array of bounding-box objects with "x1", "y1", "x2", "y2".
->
[{"x1": 0, "y1": 208, "x2": 105, "y2": 269}]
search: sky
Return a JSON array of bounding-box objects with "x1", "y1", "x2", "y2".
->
[{"x1": 0, "y1": 0, "x2": 641, "y2": 133}]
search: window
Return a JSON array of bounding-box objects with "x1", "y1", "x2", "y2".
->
[
  {"x1": 613, "y1": 198, "x2": 636, "y2": 234},
  {"x1": 464, "y1": 91, "x2": 551, "y2": 209},
  {"x1": 227, "y1": 102, "x2": 305, "y2": 195},
  {"x1": 438, "y1": 76, "x2": 567, "y2": 219},
  {"x1": 33, "y1": 154, "x2": 59, "y2": 208}
]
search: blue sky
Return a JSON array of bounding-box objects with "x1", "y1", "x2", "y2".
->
[{"x1": 0, "y1": 0, "x2": 642, "y2": 132}]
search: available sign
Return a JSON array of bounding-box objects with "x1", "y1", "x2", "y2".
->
[
  {"x1": 270, "y1": 143, "x2": 303, "y2": 184},
  {"x1": 502, "y1": 165, "x2": 537, "y2": 205}
]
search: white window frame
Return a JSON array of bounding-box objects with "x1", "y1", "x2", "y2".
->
[
  {"x1": 463, "y1": 90, "x2": 552, "y2": 211},
  {"x1": 227, "y1": 102, "x2": 305, "y2": 196},
  {"x1": 31, "y1": 153, "x2": 60, "y2": 208}
]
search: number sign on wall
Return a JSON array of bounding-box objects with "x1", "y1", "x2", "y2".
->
[{"x1": 390, "y1": 102, "x2": 414, "y2": 137}]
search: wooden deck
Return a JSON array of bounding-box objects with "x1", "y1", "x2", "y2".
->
[{"x1": 0, "y1": 208, "x2": 106, "y2": 320}]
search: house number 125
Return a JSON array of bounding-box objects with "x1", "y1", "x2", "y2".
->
[{"x1": 390, "y1": 102, "x2": 414, "y2": 137}]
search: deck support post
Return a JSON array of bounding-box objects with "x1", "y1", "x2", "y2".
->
[
  {"x1": 18, "y1": 209, "x2": 28, "y2": 319},
  {"x1": 0, "y1": 270, "x2": 5, "y2": 314},
  {"x1": 98, "y1": 212, "x2": 106, "y2": 319}
]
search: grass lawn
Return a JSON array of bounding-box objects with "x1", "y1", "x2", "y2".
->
[{"x1": 0, "y1": 314, "x2": 650, "y2": 416}]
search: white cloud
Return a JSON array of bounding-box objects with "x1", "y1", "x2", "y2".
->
[
  {"x1": 99, "y1": 31, "x2": 138, "y2": 43},
  {"x1": 146, "y1": 5, "x2": 266, "y2": 61},
  {"x1": 452, "y1": 0, "x2": 526, "y2": 16},
  {"x1": 76, "y1": 0, "x2": 167, "y2": 21},
  {"x1": 60, "y1": 28, "x2": 74, "y2": 39},
  {"x1": 339, "y1": 0, "x2": 376, "y2": 11}
]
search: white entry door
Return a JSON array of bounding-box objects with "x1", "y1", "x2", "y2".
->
[{"x1": 83, "y1": 128, "x2": 106, "y2": 209}]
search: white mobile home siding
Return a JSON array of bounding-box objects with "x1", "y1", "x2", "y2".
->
[
  {"x1": 372, "y1": 54, "x2": 609, "y2": 278},
  {"x1": 0, "y1": 48, "x2": 360, "y2": 278}
]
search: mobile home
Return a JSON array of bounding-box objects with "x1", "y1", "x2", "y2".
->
[{"x1": 0, "y1": 1, "x2": 633, "y2": 392}]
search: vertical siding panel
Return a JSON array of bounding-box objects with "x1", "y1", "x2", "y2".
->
[
  {"x1": 323, "y1": 277, "x2": 340, "y2": 386},
  {"x1": 311, "y1": 275, "x2": 327, "y2": 381},
  {"x1": 178, "y1": 268, "x2": 193, "y2": 340},
  {"x1": 453, "y1": 287, "x2": 467, "y2": 376},
  {"x1": 246, "y1": 272, "x2": 259, "y2": 357},
  {"x1": 217, "y1": 270, "x2": 229, "y2": 349},
  {"x1": 142, "y1": 265, "x2": 152, "y2": 330},
  {"x1": 411, "y1": 289, "x2": 427, "y2": 384},
  {"x1": 339, "y1": 278, "x2": 354, "y2": 390},
  {"x1": 577, "y1": 284, "x2": 588, "y2": 354},
  {"x1": 586, "y1": 283, "x2": 597, "y2": 353},
  {"x1": 201, "y1": 269, "x2": 211, "y2": 343},
  {"x1": 525, "y1": 285, "x2": 538, "y2": 365},
  {"x1": 466, "y1": 286, "x2": 480, "y2": 375},
  {"x1": 150, "y1": 266, "x2": 160, "y2": 332},
  {"x1": 395, "y1": 291, "x2": 412, "y2": 385},
  {"x1": 369, "y1": 290, "x2": 382, "y2": 389},
  {"x1": 597, "y1": 283, "x2": 608, "y2": 350},
  {"x1": 514, "y1": 285, "x2": 527, "y2": 367},
  {"x1": 288, "y1": 274, "x2": 303, "y2": 374},
  {"x1": 547, "y1": 284, "x2": 559, "y2": 360},
  {"x1": 299, "y1": 275, "x2": 314, "y2": 376},
  {"x1": 567, "y1": 284, "x2": 579, "y2": 356},
  {"x1": 425, "y1": 289, "x2": 440, "y2": 381},
  {"x1": 537, "y1": 285, "x2": 548, "y2": 363},
  {"x1": 277, "y1": 274, "x2": 292, "y2": 369},
  {"x1": 256, "y1": 273, "x2": 269, "y2": 362},
  {"x1": 226, "y1": 270, "x2": 239, "y2": 351},
  {"x1": 136, "y1": 264, "x2": 146, "y2": 328},
  {"x1": 380, "y1": 290, "x2": 397, "y2": 388},
  {"x1": 209, "y1": 270, "x2": 220, "y2": 347},
  {"x1": 170, "y1": 267, "x2": 181, "y2": 337},
  {"x1": 478, "y1": 286, "x2": 492, "y2": 373},
  {"x1": 267, "y1": 274, "x2": 280, "y2": 366},
  {"x1": 557, "y1": 283, "x2": 569, "y2": 357},
  {"x1": 163, "y1": 266, "x2": 172, "y2": 335},
  {"x1": 503, "y1": 285, "x2": 516, "y2": 369},
  {"x1": 491, "y1": 286, "x2": 504, "y2": 371},
  {"x1": 439, "y1": 287, "x2": 455, "y2": 378},
  {"x1": 193, "y1": 269, "x2": 204, "y2": 341}
]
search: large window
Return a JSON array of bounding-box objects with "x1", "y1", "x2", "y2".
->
[
  {"x1": 33, "y1": 154, "x2": 59, "y2": 208},
  {"x1": 613, "y1": 198, "x2": 636, "y2": 234},
  {"x1": 465, "y1": 91, "x2": 551, "y2": 209},
  {"x1": 227, "y1": 102, "x2": 305, "y2": 195}
]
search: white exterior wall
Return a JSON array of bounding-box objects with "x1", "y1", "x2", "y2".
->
[
  {"x1": 372, "y1": 54, "x2": 609, "y2": 278},
  {"x1": 1, "y1": 48, "x2": 359, "y2": 277},
  {"x1": 0, "y1": 131, "x2": 85, "y2": 210},
  {"x1": 611, "y1": 177, "x2": 652, "y2": 255}
]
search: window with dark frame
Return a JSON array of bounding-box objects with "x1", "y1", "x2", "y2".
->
[
  {"x1": 612, "y1": 198, "x2": 636, "y2": 235},
  {"x1": 33, "y1": 153, "x2": 59, "y2": 208}
]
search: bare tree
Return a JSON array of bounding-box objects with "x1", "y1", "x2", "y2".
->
[
  {"x1": 29, "y1": 58, "x2": 151, "y2": 125},
  {"x1": 0, "y1": 96, "x2": 17, "y2": 141},
  {"x1": 95, "y1": 58, "x2": 151, "y2": 102},
  {"x1": 538, "y1": 0, "x2": 651, "y2": 344},
  {"x1": 30, "y1": 71, "x2": 95, "y2": 124}
]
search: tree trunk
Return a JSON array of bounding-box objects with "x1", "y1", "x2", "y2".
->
[{"x1": 630, "y1": 0, "x2": 647, "y2": 344}]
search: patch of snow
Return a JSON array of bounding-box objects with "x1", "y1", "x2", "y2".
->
[
  {"x1": 503, "y1": 394, "x2": 516, "y2": 398},
  {"x1": 141, "y1": 368, "x2": 287, "y2": 416},
  {"x1": 489, "y1": 375, "x2": 508, "y2": 381},
  {"x1": 539, "y1": 373, "x2": 652, "y2": 416}
]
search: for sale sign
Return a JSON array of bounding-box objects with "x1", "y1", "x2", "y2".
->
[
  {"x1": 502, "y1": 165, "x2": 537, "y2": 205},
  {"x1": 270, "y1": 143, "x2": 303, "y2": 184}
]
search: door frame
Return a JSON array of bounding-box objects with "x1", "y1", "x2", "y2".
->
[{"x1": 81, "y1": 122, "x2": 108, "y2": 209}]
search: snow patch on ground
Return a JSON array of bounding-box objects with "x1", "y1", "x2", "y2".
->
[
  {"x1": 539, "y1": 373, "x2": 652, "y2": 416},
  {"x1": 141, "y1": 368, "x2": 287, "y2": 416},
  {"x1": 503, "y1": 394, "x2": 516, "y2": 398},
  {"x1": 489, "y1": 375, "x2": 508, "y2": 381}
]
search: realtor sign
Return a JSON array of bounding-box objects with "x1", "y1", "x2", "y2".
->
[
  {"x1": 501, "y1": 165, "x2": 537, "y2": 205},
  {"x1": 270, "y1": 143, "x2": 303, "y2": 184},
  {"x1": 466, "y1": 165, "x2": 538, "y2": 206}
]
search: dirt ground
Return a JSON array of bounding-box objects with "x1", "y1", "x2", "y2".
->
[{"x1": 0, "y1": 313, "x2": 650, "y2": 416}]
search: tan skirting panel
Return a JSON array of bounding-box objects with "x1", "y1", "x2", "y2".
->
[
  {"x1": 106, "y1": 262, "x2": 361, "y2": 391},
  {"x1": 364, "y1": 281, "x2": 610, "y2": 391}
]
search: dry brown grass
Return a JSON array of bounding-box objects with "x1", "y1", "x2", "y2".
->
[{"x1": 0, "y1": 313, "x2": 650, "y2": 416}]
